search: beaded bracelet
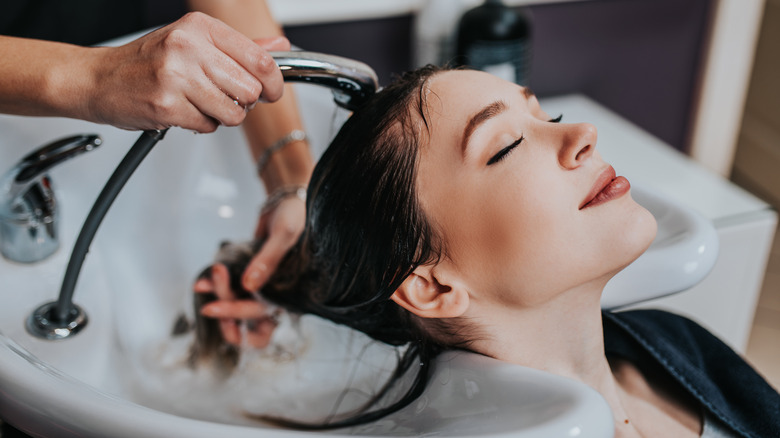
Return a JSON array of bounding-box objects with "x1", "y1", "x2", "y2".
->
[
  {"x1": 256, "y1": 130, "x2": 308, "y2": 176},
  {"x1": 260, "y1": 185, "x2": 307, "y2": 216}
]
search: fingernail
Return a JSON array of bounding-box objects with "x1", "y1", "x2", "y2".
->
[
  {"x1": 193, "y1": 278, "x2": 211, "y2": 292},
  {"x1": 245, "y1": 269, "x2": 262, "y2": 291},
  {"x1": 201, "y1": 303, "x2": 221, "y2": 317},
  {"x1": 194, "y1": 278, "x2": 208, "y2": 286}
]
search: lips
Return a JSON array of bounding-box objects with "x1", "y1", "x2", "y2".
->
[{"x1": 579, "y1": 166, "x2": 631, "y2": 210}]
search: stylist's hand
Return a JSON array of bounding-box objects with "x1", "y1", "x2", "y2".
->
[
  {"x1": 85, "y1": 12, "x2": 289, "y2": 132},
  {"x1": 242, "y1": 194, "x2": 307, "y2": 293},
  {"x1": 195, "y1": 263, "x2": 277, "y2": 348},
  {"x1": 195, "y1": 195, "x2": 305, "y2": 347}
]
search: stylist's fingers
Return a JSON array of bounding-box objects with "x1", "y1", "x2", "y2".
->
[
  {"x1": 207, "y1": 263, "x2": 245, "y2": 345},
  {"x1": 210, "y1": 263, "x2": 235, "y2": 301},
  {"x1": 178, "y1": 76, "x2": 250, "y2": 131},
  {"x1": 201, "y1": 300, "x2": 267, "y2": 320},
  {"x1": 186, "y1": 69, "x2": 251, "y2": 127},
  {"x1": 200, "y1": 300, "x2": 272, "y2": 347},
  {"x1": 193, "y1": 277, "x2": 214, "y2": 293},
  {"x1": 185, "y1": 36, "x2": 290, "y2": 128},
  {"x1": 243, "y1": 201, "x2": 306, "y2": 291},
  {"x1": 197, "y1": 36, "x2": 291, "y2": 119},
  {"x1": 249, "y1": 36, "x2": 291, "y2": 103},
  {"x1": 242, "y1": 233, "x2": 286, "y2": 292},
  {"x1": 240, "y1": 212, "x2": 272, "y2": 290},
  {"x1": 206, "y1": 17, "x2": 288, "y2": 103},
  {"x1": 201, "y1": 52, "x2": 261, "y2": 107},
  {"x1": 253, "y1": 36, "x2": 292, "y2": 52}
]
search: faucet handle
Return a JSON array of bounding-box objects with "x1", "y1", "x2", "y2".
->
[
  {"x1": 1, "y1": 134, "x2": 102, "y2": 263},
  {"x1": 4, "y1": 134, "x2": 102, "y2": 203}
]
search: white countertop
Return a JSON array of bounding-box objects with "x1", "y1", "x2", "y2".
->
[{"x1": 540, "y1": 94, "x2": 771, "y2": 224}]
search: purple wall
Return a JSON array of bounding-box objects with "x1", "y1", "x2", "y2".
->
[
  {"x1": 284, "y1": 0, "x2": 713, "y2": 151},
  {"x1": 527, "y1": 0, "x2": 712, "y2": 151},
  {"x1": 285, "y1": 16, "x2": 414, "y2": 87}
]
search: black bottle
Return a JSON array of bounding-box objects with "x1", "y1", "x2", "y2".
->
[{"x1": 455, "y1": 0, "x2": 532, "y2": 85}]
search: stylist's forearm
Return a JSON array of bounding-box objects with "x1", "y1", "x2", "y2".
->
[
  {"x1": 189, "y1": 0, "x2": 314, "y2": 190},
  {"x1": 0, "y1": 36, "x2": 102, "y2": 120},
  {"x1": 187, "y1": 0, "x2": 283, "y2": 39},
  {"x1": 244, "y1": 91, "x2": 313, "y2": 190}
]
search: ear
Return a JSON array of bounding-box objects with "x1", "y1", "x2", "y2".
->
[{"x1": 391, "y1": 265, "x2": 469, "y2": 319}]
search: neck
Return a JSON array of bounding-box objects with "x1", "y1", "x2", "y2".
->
[{"x1": 467, "y1": 280, "x2": 634, "y2": 430}]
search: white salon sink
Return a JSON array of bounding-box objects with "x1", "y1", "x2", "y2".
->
[{"x1": 0, "y1": 84, "x2": 717, "y2": 438}]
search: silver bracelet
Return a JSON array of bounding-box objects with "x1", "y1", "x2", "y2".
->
[
  {"x1": 261, "y1": 185, "x2": 307, "y2": 216},
  {"x1": 256, "y1": 130, "x2": 308, "y2": 175}
]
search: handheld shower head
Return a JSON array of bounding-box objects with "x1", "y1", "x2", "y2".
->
[{"x1": 270, "y1": 51, "x2": 379, "y2": 111}]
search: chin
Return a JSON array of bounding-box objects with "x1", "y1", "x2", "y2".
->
[
  {"x1": 620, "y1": 198, "x2": 658, "y2": 266},
  {"x1": 596, "y1": 196, "x2": 658, "y2": 280}
]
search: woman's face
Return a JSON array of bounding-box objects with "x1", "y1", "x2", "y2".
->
[{"x1": 416, "y1": 70, "x2": 657, "y2": 307}]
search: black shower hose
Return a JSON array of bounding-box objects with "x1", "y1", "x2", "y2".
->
[{"x1": 55, "y1": 129, "x2": 168, "y2": 323}]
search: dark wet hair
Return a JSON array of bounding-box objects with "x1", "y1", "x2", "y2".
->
[{"x1": 262, "y1": 64, "x2": 456, "y2": 428}]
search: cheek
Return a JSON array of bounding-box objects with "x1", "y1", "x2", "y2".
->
[
  {"x1": 443, "y1": 173, "x2": 577, "y2": 300},
  {"x1": 440, "y1": 181, "x2": 657, "y2": 306}
]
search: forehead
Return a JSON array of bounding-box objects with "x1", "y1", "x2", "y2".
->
[
  {"x1": 428, "y1": 69, "x2": 527, "y2": 100},
  {"x1": 421, "y1": 70, "x2": 533, "y2": 140},
  {"x1": 424, "y1": 70, "x2": 531, "y2": 121}
]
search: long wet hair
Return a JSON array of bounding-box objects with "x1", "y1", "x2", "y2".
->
[{"x1": 261, "y1": 64, "x2": 459, "y2": 428}]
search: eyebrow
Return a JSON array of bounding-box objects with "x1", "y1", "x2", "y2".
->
[
  {"x1": 460, "y1": 87, "x2": 536, "y2": 157},
  {"x1": 460, "y1": 87, "x2": 537, "y2": 157},
  {"x1": 461, "y1": 100, "x2": 507, "y2": 156}
]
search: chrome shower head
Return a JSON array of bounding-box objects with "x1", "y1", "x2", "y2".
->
[{"x1": 270, "y1": 51, "x2": 379, "y2": 111}]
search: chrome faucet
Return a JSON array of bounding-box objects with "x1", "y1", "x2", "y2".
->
[{"x1": 0, "y1": 134, "x2": 102, "y2": 263}]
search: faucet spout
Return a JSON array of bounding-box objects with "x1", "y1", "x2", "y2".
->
[{"x1": 0, "y1": 134, "x2": 102, "y2": 263}]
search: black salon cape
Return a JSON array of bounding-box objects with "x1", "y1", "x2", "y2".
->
[{"x1": 604, "y1": 309, "x2": 780, "y2": 438}]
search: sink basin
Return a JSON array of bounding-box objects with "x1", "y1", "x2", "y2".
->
[{"x1": 0, "y1": 82, "x2": 716, "y2": 437}]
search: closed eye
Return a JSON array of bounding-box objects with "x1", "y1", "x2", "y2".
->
[
  {"x1": 549, "y1": 114, "x2": 563, "y2": 123},
  {"x1": 487, "y1": 135, "x2": 524, "y2": 166}
]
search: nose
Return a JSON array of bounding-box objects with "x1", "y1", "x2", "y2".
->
[{"x1": 558, "y1": 123, "x2": 597, "y2": 169}]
